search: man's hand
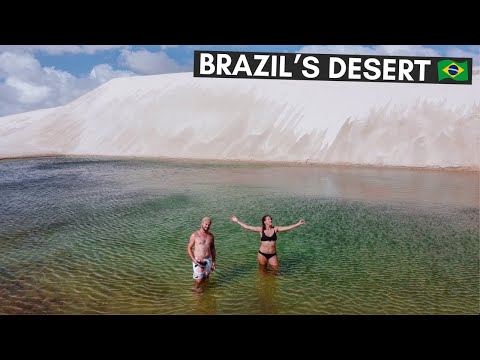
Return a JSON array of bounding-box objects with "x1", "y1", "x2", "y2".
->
[
  {"x1": 212, "y1": 262, "x2": 216, "y2": 271},
  {"x1": 230, "y1": 215, "x2": 238, "y2": 223}
]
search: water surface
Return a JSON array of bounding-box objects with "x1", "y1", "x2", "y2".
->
[{"x1": 0, "y1": 157, "x2": 478, "y2": 314}]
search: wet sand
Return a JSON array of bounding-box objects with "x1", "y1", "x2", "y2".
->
[{"x1": 1, "y1": 154, "x2": 478, "y2": 174}]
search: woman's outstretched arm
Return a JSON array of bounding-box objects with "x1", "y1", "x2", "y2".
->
[
  {"x1": 276, "y1": 219, "x2": 305, "y2": 232},
  {"x1": 230, "y1": 215, "x2": 262, "y2": 232}
]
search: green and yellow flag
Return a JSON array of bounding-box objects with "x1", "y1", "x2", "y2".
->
[{"x1": 438, "y1": 60, "x2": 469, "y2": 81}]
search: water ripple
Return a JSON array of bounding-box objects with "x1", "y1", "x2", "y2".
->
[{"x1": 0, "y1": 157, "x2": 478, "y2": 314}]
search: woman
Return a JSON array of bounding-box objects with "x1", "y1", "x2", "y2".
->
[{"x1": 229, "y1": 214, "x2": 305, "y2": 269}]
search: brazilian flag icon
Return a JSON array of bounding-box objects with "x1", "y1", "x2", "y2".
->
[{"x1": 438, "y1": 60, "x2": 469, "y2": 81}]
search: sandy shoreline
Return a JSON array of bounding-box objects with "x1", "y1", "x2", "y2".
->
[
  {"x1": 0, "y1": 154, "x2": 64, "y2": 161},
  {"x1": 1, "y1": 153, "x2": 478, "y2": 173}
]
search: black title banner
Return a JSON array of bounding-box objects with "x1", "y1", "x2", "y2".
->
[{"x1": 193, "y1": 50, "x2": 472, "y2": 85}]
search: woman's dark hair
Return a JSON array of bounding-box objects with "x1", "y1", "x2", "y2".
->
[{"x1": 261, "y1": 214, "x2": 272, "y2": 230}]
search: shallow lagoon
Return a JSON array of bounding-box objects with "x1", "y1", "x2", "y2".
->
[{"x1": 0, "y1": 157, "x2": 478, "y2": 314}]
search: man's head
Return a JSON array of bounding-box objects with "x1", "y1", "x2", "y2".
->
[{"x1": 200, "y1": 216, "x2": 212, "y2": 232}]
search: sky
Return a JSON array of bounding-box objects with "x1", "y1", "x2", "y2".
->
[{"x1": 0, "y1": 45, "x2": 478, "y2": 117}]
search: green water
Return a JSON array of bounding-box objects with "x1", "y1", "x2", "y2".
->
[{"x1": 0, "y1": 157, "x2": 478, "y2": 314}]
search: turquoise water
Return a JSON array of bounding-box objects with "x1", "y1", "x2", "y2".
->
[{"x1": 0, "y1": 157, "x2": 478, "y2": 314}]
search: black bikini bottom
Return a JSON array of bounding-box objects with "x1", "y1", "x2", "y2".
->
[{"x1": 258, "y1": 250, "x2": 276, "y2": 260}]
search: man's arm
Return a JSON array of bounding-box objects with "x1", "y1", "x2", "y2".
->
[
  {"x1": 230, "y1": 215, "x2": 262, "y2": 232},
  {"x1": 210, "y1": 234, "x2": 216, "y2": 271},
  {"x1": 187, "y1": 233, "x2": 198, "y2": 264},
  {"x1": 276, "y1": 219, "x2": 305, "y2": 233}
]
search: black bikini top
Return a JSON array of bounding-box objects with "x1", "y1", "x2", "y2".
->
[{"x1": 261, "y1": 229, "x2": 277, "y2": 241}]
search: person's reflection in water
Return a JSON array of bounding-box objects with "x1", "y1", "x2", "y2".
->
[
  {"x1": 256, "y1": 265, "x2": 279, "y2": 314},
  {"x1": 191, "y1": 280, "x2": 218, "y2": 314}
]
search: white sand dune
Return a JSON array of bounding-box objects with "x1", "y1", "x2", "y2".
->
[{"x1": 0, "y1": 72, "x2": 479, "y2": 169}]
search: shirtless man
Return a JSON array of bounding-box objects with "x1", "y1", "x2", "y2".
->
[{"x1": 187, "y1": 216, "x2": 216, "y2": 291}]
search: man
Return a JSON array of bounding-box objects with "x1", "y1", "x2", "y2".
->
[{"x1": 187, "y1": 216, "x2": 216, "y2": 292}]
